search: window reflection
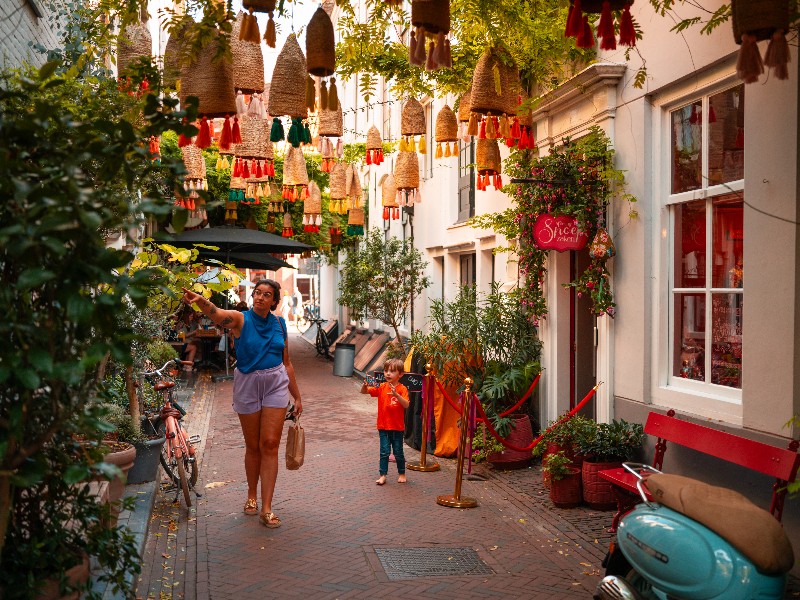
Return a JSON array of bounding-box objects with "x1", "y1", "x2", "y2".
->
[{"x1": 671, "y1": 101, "x2": 702, "y2": 193}]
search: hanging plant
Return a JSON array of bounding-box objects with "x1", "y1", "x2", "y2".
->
[{"x1": 474, "y1": 127, "x2": 636, "y2": 322}]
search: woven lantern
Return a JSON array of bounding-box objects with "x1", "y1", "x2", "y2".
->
[
  {"x1": 457, "y1": 87, "x2": 472, "y2": 123},
  {"x1": 231, "y1": 116, "x2": 274, "y2": 205},
  {"x1": 476, "y1": 138, "x2": 502, "y2": 191},
  {"x1": 179, "y1": 31, "x2": 237, "y2": 148},
  {"x1": 242, "y1": 0, "x2": 277, "y2": 48},
  {"x1": 232, "y1": 12, "x2": 266, "y2": 95},
  {"x1": 365, "y1": 125, "x2": 384, "y2": 165},
  {"x1": 318, "y1": 104, "x2": 343, "y2": 138},
  {"x1": 303, "y1": 181, "x2": 323, "y2": 232},
  {"x1": 306, "y1": 6, "x2": 335, "y2": 77},
  {"x1": 409, "y1": 0, "x2": 452, "y2": 70},
  {"x1": 348, "y1": 166, "x2": 363, "y2": 207},
  {"x1": 434, "y1": 104, "x2": 458, "y2": 158},
  {"x1": 394, "y1": 151, "x2": 421, "y2": 204},
  {"x1": 178, "y1": 145, "x2": 207, "y2": 211},
  {"x1": 468, "y1": 47, "x2": 521, "y2": 142},
  {"x1": 381, "y1": 174, "x2": 400, "y2": 221},
  {"x1": 732, "y1": 0, "x2": 790, "y2": 82},
  {"x1": 347, "y1": 207, "x2": 365, "y2": 236},
  {"x1": 117, "y1": 22, "x2": 152, "y2": 78},
  {"x1": 564, "y1": 0, "x2": 635, "y2": 50},
  {"x1": 281, "y1": 145, "x2": 310, "y2": 201},
  {"x1": 269, "y1": 35, "x2": 312, "y2": 146},
  {"x1": 163, "y1": 18, "x2": 192, "y2": 90},
  {"x1": 329, "y1": 214, "x2": 343, "y2": 245},
  {"x1": 400, "y1": 98, "x2": 427, "y2": 155},
  {"x1": 319, "y1": 135, "x2": 337, "y2": 173}
]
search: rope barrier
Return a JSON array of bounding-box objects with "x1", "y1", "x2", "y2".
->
[{"x1": 434, "y1": 372, "x2": 541, "y2": 419}]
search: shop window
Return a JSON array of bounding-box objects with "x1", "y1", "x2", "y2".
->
[
  {"x1": 457, "y1": 139, "x2": 475, "y2": 223},
  {"x1": 668, "y1": 85, "x2": 744, "y2": 393}
]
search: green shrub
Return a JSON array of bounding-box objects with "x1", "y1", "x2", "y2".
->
[{"x1": 147, "y1": 339, "x2": 179, "y2": 368}]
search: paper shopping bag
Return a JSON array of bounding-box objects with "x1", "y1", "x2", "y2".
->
[{"x1": 285, "y1": 419, "x2": 305, "y2": 470}]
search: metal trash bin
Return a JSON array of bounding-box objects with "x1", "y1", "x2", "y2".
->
[{"x1": 333, "y1": 343, "x2": 356, "y2": 377}]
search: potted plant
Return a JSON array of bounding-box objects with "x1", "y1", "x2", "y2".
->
[
  {"x1": 542, "y1": 451, "x2": 582, "y2": 508},
  {"x1": 533, "y1": 414, "x2": 596, "y2": 487},
  {"x1": 577, "y1": 419, "x2": 645, "y2": 509},
  {"x1": 412, "y1": 283, "x2": 542, "y2": 466}
]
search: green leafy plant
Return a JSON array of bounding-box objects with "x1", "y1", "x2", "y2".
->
[
  {"x1": 542, "y1": 450, "x2": 579, "y2": 481},
  {"x1": 471, "y1": 423, "x2": 505, "y2": 463},
  {"x1": 577, "y1": 419, "x2": 645, "y2": 463},
  {"x1": 338, "y1": 227, "x2": 431, "y2": 355},
  {"x1": 532, "y1": 413, "x2": 597, "y2": 458},
  {"x1": 146, "y1": 339, "x2": 179, "y2": 368}
]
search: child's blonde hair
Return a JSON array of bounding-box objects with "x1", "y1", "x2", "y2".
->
[{"x1": 384, "y1": 358, "x2": 405, "y2": 374}]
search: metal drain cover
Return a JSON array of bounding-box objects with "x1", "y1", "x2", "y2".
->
[{"x1": 374, "y1": 547, "x2": 494, "y2": 580}]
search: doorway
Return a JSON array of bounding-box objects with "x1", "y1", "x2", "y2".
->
[{"x1": 570, "y1": 249, "x2": 596, "y2": 418}]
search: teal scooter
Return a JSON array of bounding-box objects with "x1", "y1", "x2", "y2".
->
[{"x1": 595, "y1": 464, "x2": 794, "y2": 600}]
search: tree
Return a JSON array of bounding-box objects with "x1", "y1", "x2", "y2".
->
[{"x1": 338, "y1": 228, "x2": 431, "y2": 354}]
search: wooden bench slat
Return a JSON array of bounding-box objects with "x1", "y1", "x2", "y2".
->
[{"x1": 644, "y1": 413, "x2": 800, "y2": 481}]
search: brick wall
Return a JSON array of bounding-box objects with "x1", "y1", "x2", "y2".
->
[{"x1": 1, "y1": 0, "x2": 67, "y2": 69}]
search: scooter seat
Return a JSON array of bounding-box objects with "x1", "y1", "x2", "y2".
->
[{"x1": 645, "y1": 473, "x2": 794, "y2": 574}]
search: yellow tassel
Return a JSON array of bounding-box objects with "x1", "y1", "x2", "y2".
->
[
  {"x1": 265, "y1": 13, "x2": 276, "y2": 48},
  {"x1": 328, "y1": 78, "x2": 339, "y2": 111},
  {"x1": 408, "y1": 136, "x2": 416, "y2": 152},
  {"x1": 216, "y1": 156, "x2": 223, "y2": 169},
  {"x1": 399, "y1": 137, "x2": 407, "y2": 152},
  {"x1": 435, "y1": 143, "x2": 443, "y2": 158},
  {"x1": 451, "y1": 141, "x2": 458, "y2": 156},
  {"x1": 467, "y1": 112, "x2": 478, "y2": 137},
  {"x1": 486, "y1": 113, "x2": 496, "y2": 139},
  {"x1": 418, "y1": 135, "x2": 426, "y2": 154},
  {"x1": 443, "y1": 143, "x2": 451, "y2": 158},
  {"x1": 499, "y1": 114, "x2": 511, "y2": 138}
]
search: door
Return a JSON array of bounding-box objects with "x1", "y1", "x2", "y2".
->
[{"x1": 571, "y1": 248, "x2": 596, "y2": 418}]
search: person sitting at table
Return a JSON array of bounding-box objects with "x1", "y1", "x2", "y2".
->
[{"x1": 179, "y1": 311, "x2": 202, "y2": 371}]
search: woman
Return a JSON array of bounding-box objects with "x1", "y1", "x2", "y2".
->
[{"x1": 181, "y1": 280, "x2": 303, "y2": 528}]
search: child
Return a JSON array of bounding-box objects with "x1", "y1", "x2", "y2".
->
[{"x1": 361, "y1": 358, "x2": 410, "y2": 485}]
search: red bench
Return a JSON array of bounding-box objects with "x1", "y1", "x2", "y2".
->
[{"x1": 600, "y1": 410, "x2": 800, "y2": 532}]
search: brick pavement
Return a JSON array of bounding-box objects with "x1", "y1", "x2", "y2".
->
[{"x1": 134, "y1": 332, "x2": 800, "y2": 600}]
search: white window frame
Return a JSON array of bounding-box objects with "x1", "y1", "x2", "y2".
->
[{"x1": 650, "y1": 69, "x2": 745, "y2": 422}]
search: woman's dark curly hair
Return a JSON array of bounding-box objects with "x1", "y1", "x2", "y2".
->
[{"x1": 254, "y1": 279, "x2": 281, "y2": 311}]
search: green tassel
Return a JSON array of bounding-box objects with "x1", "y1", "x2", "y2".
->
[
  {"x1": 347, "y1": 225, "x2": 364, "y2": 236},
  {"x1": 270, "y1": 117, "x2": 285, "y2": 142},
  {"x1": 228, "y1": 189, "x2": 235, "y2": 201},
  {"x1": 303, "y1": 122, "x2": 312, "y2": 144},
  {"x1": 287, "y1": 117, "x2": 302, "y2": 147}
]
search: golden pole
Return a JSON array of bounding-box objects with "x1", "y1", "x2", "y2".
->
[
  {"x1": 407, "y1": 363, "x2": 440, "y2": 472},
  {"x1": 436, "y1": 376, "x2": 478, "y2": 508}
]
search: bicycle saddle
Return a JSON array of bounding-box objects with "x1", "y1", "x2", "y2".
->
[{"x1": 154, "y1": 381, "x2": 175, "y2": 391}]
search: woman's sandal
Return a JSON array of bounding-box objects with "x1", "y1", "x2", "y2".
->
[
  {"x1": 259, "y1": 512, "x2": 281, "y2": 528},
  {"x1": 243, "y1": 498, "x2": 258, "y2": 516}
]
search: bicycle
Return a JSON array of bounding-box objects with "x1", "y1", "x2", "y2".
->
[
  {"x1": 309, "y1": 316, "x2": 332, "y2": 359},
  {"x1": 296, "y1": 303, "x2": 320, "y2": 334},
  {"x1": 143, "y1": 358, "x2": 202, "y2": 508}
]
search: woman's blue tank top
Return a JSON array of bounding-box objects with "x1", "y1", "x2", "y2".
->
[{"x1": 235, "y1": 310, "x2": 286, "y2": 374}]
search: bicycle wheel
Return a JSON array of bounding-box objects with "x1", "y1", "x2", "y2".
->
[
  {"x1": 157, "y1": 421, "x2": 199, "y2": 487},
  {"x1": 177, "y1": 456, "x2": 192, "y2": 508}
]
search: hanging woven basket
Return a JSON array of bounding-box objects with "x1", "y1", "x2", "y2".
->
[
  {"x1": 163, "y1": 18, "x2": 192, "y2": 90},
  {"x1": 457, "y1": 87, "x2": 472, "y2": 123},
  {"x1": 581, "y1": 0, "x2": 627, "y2": 12},
  {"x1": 381, "y1": 174, "x2": 399, "y2": 208},
  {"x1": 117, "y1": 22, "x2": 152, "y2": 77},
  {"x1": 283, "y1": 145, "x2": 309, "y2": 187},
  {"x1": 242, "y1": 0, "x2": 276, "y2": 12},
  {"x1": 306, "y1": 6, "x2": 336, "y2": 77},
  {"x1": 236, "y1": 116, "x2": 273, "y2": 159},
  {"x1": 476, "y1": 138, "x2": 501, "y2": 174},
  {"x1": 394, "y1": 151, "x2": 420, "y2": 190},
  {"x1": 181, "y1": 145, "x2": 206, "y2": 180},
  {"x1": 268, "y1": 34, "x2": 308, "y2": 118},
  {"x1": 366, "y1": 125, "x2": 382, "y2": 151},
  {"x1": 349, "y1": 167, "x2": 363, "y2": 205},
  {"x1": 231, "y1": 12, "x2": 266, "y2": 94},
  {"x1": 435, "y1": 105, "x2": 458, "y2": 142},
  {"x1": 401, "y1": 98, "x2": 426, "y2": 136},
  {"x1": 411, "y1": 0, "x2": 450, "y2": 34},
  {"x1": 732, "y1": 0, "x2": 789, "y2": 42},
  {"x1": 469, "y1": 47, "x2": 521, "y2": 116},
  {"x1": 330, "y1": 161, "x2": 347, "y2": 198},
  {"x1": 347, "y1": 207, "x2": 365, "y2": 226},
  {"x1": 318, "y1": 104, "x2": 343, "y2": 137},
  {"x1": 179, "y1": 31, "x2": 237, "y2": 117},
  {"x1": 305, "y1": 181, "x2": 322, "y2": 214}
]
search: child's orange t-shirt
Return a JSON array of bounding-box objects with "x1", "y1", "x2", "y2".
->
[{"x1": 368, "y1": 382, "x2": 408, "y2": 431}]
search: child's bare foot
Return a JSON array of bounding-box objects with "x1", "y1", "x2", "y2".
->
[
  {"x1": 397, "y1": 474, "x2": 407, "y2": 483},
  {"x1": 376, "y1": 475, "x2": 387, "y2": 486}
]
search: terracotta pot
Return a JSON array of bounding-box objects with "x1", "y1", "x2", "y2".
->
[
  {"x1": 549, "y1": 467, "x2": 582, "y2": 508},
  {"x1": 487, "y1": 414, "x2": 534, "y2": 470},
  {"x1": 581, "y1": 459, "x2": 622, "y2": 509},
  {"x1": 35, "y1": 553, "x2": 90, "y2": 600},
  {"x1": 102, "y1": 441, "x2": 136, "y2": 526}
]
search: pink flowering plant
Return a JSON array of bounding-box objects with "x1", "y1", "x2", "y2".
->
[{"x1": 499, "y1": 127, "x2": 636, "y2": 319}]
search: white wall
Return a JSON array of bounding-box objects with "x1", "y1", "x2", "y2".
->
[{"x1": 1, "y1": 0, "x2": 67, "y2": 69}]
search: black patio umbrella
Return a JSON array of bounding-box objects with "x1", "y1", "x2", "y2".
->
[
  {"x1": 200, "y1": 251, "x2": 294, "y2": 272},
  {"x1": 166, "y1": 225, "x2": 313, "y2": 255}
]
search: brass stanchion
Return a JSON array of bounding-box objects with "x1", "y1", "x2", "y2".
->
[
  {"x1": 407, "y1": 364, "x2": 440, "y2": 472},
  {"x1": 436, "y1": 377, "x2": 478, "y2": 508}
]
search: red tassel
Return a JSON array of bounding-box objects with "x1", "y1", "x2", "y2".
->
[
  {"x1": 242, "y1": 160, "x2": 250, "y2": 179},
  {"x1": 576, "y1": 16, "x2": 595, "y2": 48},
  {"x1": 511, "y1": 116, "x2": 521, "y2": 139},
  {"x1": 383, "y1": 207, "x2": 389, "y2": 220},
  {"x1": 597, "y1": 1, "x2": 616, "y2": 49},
  {"x1": 519, "y1": 127, "x2": 530, "y2": 149},
  {"x1": 565, "y1": 0, "x2": 583, "y2": 38},
  {"x1": 618, "y1": 5, "x2": 636, "y2": 46},
  {"x1": 178, "y1": 132, "x2": 192, "y2": 147},
  {"x1": 255, "y1": 160, "x2": 263, "y2": 178},
  {"x1": 378, "y1": 149, "x2": 384, "y2": 164},
  {"x1": 479, "y1": 119, "x2": 487, "y2": 139},
  {"x1": 494, "y1": 174, "x2": 502, "y2": 189},
  {"x1": 528, "y1": 126, "x2": 536, "y2": 149},
  {"x1": 505, "y1": 137, "x2": 516, "y2": 148},
  {"x1": 219, "y1": 116, "x2": 232, "y2": 150},
  {"x1": 232, "y1": 117, "x2": 242, "y2": 144},
  {"x1": 366, "y1": 151, "x2": 372, "y2": 165},
  {"x1": 195, "y1": 117, "x2": 211, "y2": 148}
]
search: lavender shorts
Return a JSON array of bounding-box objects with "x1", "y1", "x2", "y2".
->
[{"x1": 232, "y1": 364, "x2": 291, "y2": 415}]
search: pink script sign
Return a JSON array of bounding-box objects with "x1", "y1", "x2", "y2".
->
[{"x1": 532, "y1": 214, "x2": 589, "y2": 252}]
